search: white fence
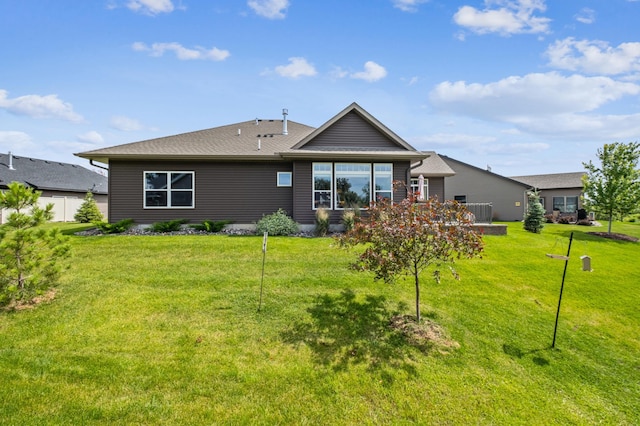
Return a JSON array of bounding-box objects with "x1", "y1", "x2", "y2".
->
[{"x1": 1, "y1": 196, "x2": 86, "y2": 224}]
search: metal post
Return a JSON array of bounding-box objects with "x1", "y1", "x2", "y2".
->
[
  {"x1": 258, "y1": 232, "x2": 268, "y2": 312},
  {"x1": 552, "y1": 231, "x2": 573, "y2": 348}
]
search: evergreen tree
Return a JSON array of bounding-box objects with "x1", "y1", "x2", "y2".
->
[
  {"x1": 74, "y1": 191, "x2": 104, "y2": 223},
  {"x1": 0, "y1": 182, "x2": 71, "y2": 306},
  {"x1": 523, "y1": 189, "x2": 545, "y2": 233}
]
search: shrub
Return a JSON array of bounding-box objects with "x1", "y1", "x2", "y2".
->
[
  {"x1": 94, "y1": 219, "x2": 134, "y2": 234},
  {"x1": 190, "y1": 219, "x2": 231, "y2": 233},
  {"x1": 558, "y1": 216, "x2": 574, "y2": 224},
  {"x1": 341, "y1": 208, "x2": 358, "y2": 232},
  {"x1": 150, "y1": 219, "x2": 189, "y2": 233},
  {"x1": 74, "y1": 192, "x2": 104, "y2": 223},
  {"x1": 255, "y1": 209, "x2": 299, "y2": 236},
  {"x1": 544, "y1": 214, "x2": 556, "y2": 223},
  {"x1": 315, "y1": 208, "x2": 330, "y2": 236},
  {"x1": 577, "y1": 219, "x2": 592, "y2": 226}
]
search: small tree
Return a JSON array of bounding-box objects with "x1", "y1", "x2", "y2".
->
[
  {"x1": 337, "y1": 187, "x2": 484, "y2": 322},
  {"x1": 74, "y1": 191, "x2": 104, "y2": 223},
  {"x1": 0, "y1": 182, "x2": 71, "y2": 306},
  {"x1": 523, "y1": 189, "x2": 545, "y2": 233},
  {"x1": 582, "y1": 142, "x2": 640, "y2": 234}
]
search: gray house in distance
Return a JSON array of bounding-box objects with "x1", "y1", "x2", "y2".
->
[
  {"x1": 0, "y1": 152, "x2": 108, "y2": 222},
  {"x1": 76, "y1": 103, "x2": 442, "y2": 228},
  {"x1": 510, "y1": 172, "x2": 585, "y2": 215},
  {"x1": 440, "y1": 155, "x2": 531, "y2": 222}
]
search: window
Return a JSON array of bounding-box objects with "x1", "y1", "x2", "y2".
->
[
  {"x1": 144, "y1": 171, "x2": 194, "y2": 208},
  {"x1": 335, "y1": 163, "x2": 371, "y2": 209},
  {"x1": 374, "y1": 164, "x2": 393, "y2": 201},
  {"x1": 454, "y1": 195, "x2": 467, "y2": 203},
  {"x1": 313, "y1": 163, "x2": 332, "y2": 209},
  {"x1": 312, "y1": 162, "x2": 393, "y2": 209},
  {"x1": 277, "y1": 172, "x2": 292, "y2": 187},
  {"x1": 410, "y1": 177, "x2": 429, "y2": 200},
  {"x1": 552, "y1": 196, "x2": 578, "y2": 213}
]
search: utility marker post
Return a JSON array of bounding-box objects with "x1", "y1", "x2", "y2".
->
[{"x1": 258, "y1": 231, "x2": 268, "y2": 312}]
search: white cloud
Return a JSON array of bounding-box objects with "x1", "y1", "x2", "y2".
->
[
  {"x1": 132, "y1": 42, "x2": 230, "y2": 61},
  {"x1": 248, "y1": 0, "x2": 289, "y2": 19},
  {"x1": 453, "y1": 0, "x2": 551, "y2": 36},
  {"x1": 392, "y1": 0, "x2": 428, "y2": 13},
  {"x1": 351, "y1": 61, "x2": 388, "y2": 82},
  {"x1": 127, "y1": 0, "x2": 174, "y2": 15},
  {"x1": 574, "y1": 8, "x2": 595, "y2": 24},
  {"x1": 77, "y1": 131, "x2": 104, "y2": 144},
  {"x1": 430, "y1": 72, "x2": 640, "y2": 120},
  {"x1": 0, "y1": 90, "x2": 83, "y2": 123},
  {"x1": 274, "y1": 57, "x2": 317, "y2": 79},
  {"x1": 546, "y1": 38, "x2": 640, "y2": 75},
  {"x1": 0, "y1": 131, "x2": 35, "y2": 152},
  {"x1": 110, "y1": 116, "x2": 144, "y2": 131}
]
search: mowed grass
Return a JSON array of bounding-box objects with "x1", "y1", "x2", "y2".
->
[{"x1": 0, "y1": 222, "x2": 638, "y2": 425}]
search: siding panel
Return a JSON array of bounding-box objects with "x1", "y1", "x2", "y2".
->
[
  {"x1": 109, "y1": 161, "x2": 293, "y2": 224},
  {"x1": 302, "y1": 112, "x2": 402, "y2": 151}
]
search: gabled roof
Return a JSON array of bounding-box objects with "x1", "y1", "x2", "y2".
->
[
  {"x1": 410, "y1": 152, "x2": 456, "y2": 177},
  {"x1": 440, "y1": 155, "x2": 531, "y2": 188},
  {"x1": 0, "y1": 153, "x2": 108, "y2": 194},
  {"x1": 75, "y1": 103, "x2": 428, "y2": 164},
  {"x1": 510, "y1": 172, "x2": 585, "y2": 190},
  {"x1": 291, "y1": 102, "x2": 416, "y2": 152}
]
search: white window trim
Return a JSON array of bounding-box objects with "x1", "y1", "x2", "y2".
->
[
  {"x1": 144, "y1": 171, "x2": 195, "y2": 209},
  {"x1": 312, "y1": 162, "x2": 333, "y2": 210},
  {"x1": 277, "y1": 171, "x2": 292, "y2": 187},
  {"x1": 312, "y1": 162, "x2": 393, "y2": 210}
]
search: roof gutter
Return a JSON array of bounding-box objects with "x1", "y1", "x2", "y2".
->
[{"x1": 90, "y1": 159, "x2": 109, "y2": 171}]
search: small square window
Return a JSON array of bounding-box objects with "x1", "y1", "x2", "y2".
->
[{"x1": 277, "y1": 172, "x2": 292, "y2": 187}]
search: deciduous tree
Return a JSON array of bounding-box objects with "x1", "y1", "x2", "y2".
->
[
  {"x1": 582, "y1": 142, "x2": 640, "y2": 233},
  {"x1": 336, "y1": 187, "x2": 484, "y2": 322}
]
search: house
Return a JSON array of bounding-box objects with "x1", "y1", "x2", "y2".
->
[
  {"x1": 510, "y1": 172, "x2": 586, "y2": 216},
  {"x1": 75, "y1": 103, "x2": 436, "y2": 229},
  {"x1": 438, "y1": 155, "x2": 531, "y2": 222},
  {"x1": 0, "y1": 152, "x2": 108, "y2": 223},
  {"x1": 409, "y1": 151, "x2": 455, "y2": 202}
]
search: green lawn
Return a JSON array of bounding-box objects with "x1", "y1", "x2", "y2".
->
[{"x1": 1, "y1": 222, "x2": 638, "y2": 425}]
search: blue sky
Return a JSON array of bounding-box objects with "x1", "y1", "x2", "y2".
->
[{"x1": 1, "y1": 0, "x2": 639, "y2": 176}]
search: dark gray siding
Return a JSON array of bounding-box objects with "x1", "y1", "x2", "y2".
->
[
  {"x1": 292, "y1": 160, "x2": 411, "y2": 224},
  {"x1": 428, "y1": 177, "x2": 445, "y2": 201},
  {"x1": 301, "y1": 111, "x2": 403, "y2": 151},
  {"x1": 108, "y1": 161, "x2": 293, "y2": 224}
]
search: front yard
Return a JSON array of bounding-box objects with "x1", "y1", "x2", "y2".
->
[{"x1": 1, "y1": 222, "x2": 638, "y2": 424}]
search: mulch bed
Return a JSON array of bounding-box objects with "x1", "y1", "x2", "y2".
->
[{"x1": 587, "y1": 232, "x2": 638, "y2": 242}]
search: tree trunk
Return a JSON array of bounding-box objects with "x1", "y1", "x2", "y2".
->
[{"x1": 414, "y1": 270, "x2": 421, "y2": 323}]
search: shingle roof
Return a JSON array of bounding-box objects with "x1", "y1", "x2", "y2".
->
[
  {"x1": 510, "y1": 172, "x2": 585, "y2": 189},
  {"x1": 76, "y1": 120, "x2": 316, "y2": 164},
  {"x1": 75, "y1": 103, "x2": 428, "y2": 164},
  {"x1": 410, "y1": 152, "x2": 456, "y2": 177},
  {"x1": 0, "y1": 153, "x2": 108, "y2": 194}
]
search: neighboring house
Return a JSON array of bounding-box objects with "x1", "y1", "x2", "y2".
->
[
  {"x1": 0, "y1": 152, "x2": 108, "y2": 223},
  {"x1": 409, "y1": 151, "x2": 455, "y2": 201},
  {"x1": 75, "y1": 103, "x2": 434, "y2": 228},
  {"x1": 439, "y1": 155, "x2": 531, "y2": 222},
  {"x1": 510, "y1": 172, "x2": 586, "y2": 216}
]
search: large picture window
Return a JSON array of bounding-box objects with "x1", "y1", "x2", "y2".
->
[
  {"x1": 144, "y1": 171, "x2": 194, "y2": 208},
  {"x1": 312, "y1": 162, "x2": 393, "y2": 210},
  {"x1": 335, "y1": 163, "x2": 371, "y2": 209}
]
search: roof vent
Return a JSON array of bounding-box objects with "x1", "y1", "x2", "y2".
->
[
  {"x1": 237, "y1": 128, "x2": 241, "y2": 136},
  {"x1": 8, "y1": 151, "x2": 15, "y2": 170},
  {"x1": 282, "y1": 108, "x2": 288, "y2": 135}
]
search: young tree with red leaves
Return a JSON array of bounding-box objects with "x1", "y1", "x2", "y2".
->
[{"x1": 336, "y1": 186, "x2": 484, "y2": 322}]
